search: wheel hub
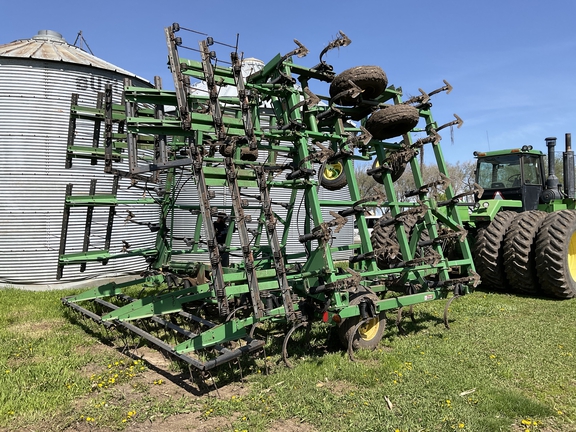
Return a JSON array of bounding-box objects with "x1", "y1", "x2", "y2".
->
[
  {"x1": 324, "y1": 162, "x2": 343, "y2": 180},
  {"x1": 358, "y1": 317, "x2": 379, "y2": 340},
  {"x1": 568, "y1": 231, "x2": 576, "y2": 281}
]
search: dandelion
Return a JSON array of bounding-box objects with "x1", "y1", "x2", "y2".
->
[
  {"x1": 458, "y1": 423, "x2": 465, "y2": 428},
  {"x1": 558, "y1": 410, "x2": 564, "y2": 415},
  {"x1": 521, "y1": 419, "x2": 532, "y2": 425},
  {"x1": 489, "y1": 354, "x2": 496, "y2": 359}
]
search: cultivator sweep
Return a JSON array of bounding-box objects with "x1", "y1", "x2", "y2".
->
[{"x1": 61, "y1": 24, "x2": 478, "y2": 373}]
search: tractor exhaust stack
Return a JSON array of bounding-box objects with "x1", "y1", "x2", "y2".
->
[
  {"x1": 541, "y1": 137, "x2": 563, "y2": 203},
  {"x1": 545, "y1": 137, "x2": 559, "y2": 191},
  {"x1": 563, "y1": 133, "x2": 575, "y2": 199}
]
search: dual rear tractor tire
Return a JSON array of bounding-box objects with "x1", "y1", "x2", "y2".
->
[
  {"x1": 474, "y1": 209, "x2": 576, "y2": 299},
  {"x1": 535, "y1": 210, "x2": 576, "y2": 298}
]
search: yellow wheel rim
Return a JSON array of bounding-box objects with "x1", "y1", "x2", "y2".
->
[
  {"x1": 358, "y1": 317, "x2": 379, "y2": 341},
  {"x1": 569, "y1": 231, "x2": 576, "y2": 281},
  {"x1": 323, "y1": 161, "x2": 343, "y2": 180}
]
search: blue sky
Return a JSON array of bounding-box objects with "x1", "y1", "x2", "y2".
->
[{"x1": 2, "y1": 0, "x2": 576, "y2": 164}]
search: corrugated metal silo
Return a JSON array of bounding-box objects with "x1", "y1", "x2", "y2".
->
[{"x1": 0, "y1": 30, "x2": 157, "y2": 287}]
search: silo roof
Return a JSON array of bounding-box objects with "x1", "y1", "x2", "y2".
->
[{"x1": 0, "y1": 30, "x2": 148, "y2": 81}]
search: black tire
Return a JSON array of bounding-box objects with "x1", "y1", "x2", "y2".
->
[
  {"x1": 503, "y1": 211, "x2": 547, "y2": 294},
  {"x1": 320, "y1": 160, "x2": 347, "y2": 190},
  {"x1": 219, "y1": 142, "x2": 235, "y2": 157},
  {"x1": 410, "y1": 222, "x2": 433, "y2": 261},
  {"x1": 240, "y1": 147, "x2": 259, "y2": 161},
  {"x1": 329, "y1": 66, "x2": 388, "y2": 106},
  {"x1": 371, "y1": 158, "x2": 384, "y2": 184},
  {"x1": 473, "y1": 211, "x2": 517, "y2": 290},
  {"x1": 338, "y1": 291, "x2": 385, "y2": 350},
  {"x1": 365, "y1": 105, "x2": 420, "y2": 140},
  {"x1": 371, "y1": 153, "x2": 408, "y2": 184},
  {"x1": 371, "y1": 214, "x2": 416, "y2": 269},
  {"x1": 535, "y1": 210, "x2": 576, "y2": 299}
]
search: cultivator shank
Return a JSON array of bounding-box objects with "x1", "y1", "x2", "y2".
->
[{"x1": 61, "y1": 24, "x2": 477, "y2": 374}]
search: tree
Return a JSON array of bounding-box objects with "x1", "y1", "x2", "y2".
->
[
  {"x1": 356, "y1": 158, "x2": 476, "y2": 202},
  {"x1": 354, "y1": 164, "x2": 385, "y2": 198}
]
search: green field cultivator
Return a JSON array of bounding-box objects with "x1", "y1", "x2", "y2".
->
[{"x1": 61, "y1": 24, "x2": 479, "y2": 376}]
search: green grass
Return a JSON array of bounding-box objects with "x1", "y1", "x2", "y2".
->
[{"x1": 0, "y1": 287, "x2": 575, "y2": 431}]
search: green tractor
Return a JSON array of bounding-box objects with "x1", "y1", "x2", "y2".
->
[{"x1": 463, "y1": 135, "x2": 576, "y2": 298}]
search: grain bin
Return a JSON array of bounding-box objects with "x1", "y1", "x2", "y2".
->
[{"x1": 0, "y1": 30, "x2": 157, "y2": 287}]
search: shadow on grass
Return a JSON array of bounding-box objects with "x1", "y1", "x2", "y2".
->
[
  {"x1": 389, "y1": 309, "x2": 446, "y2": 336},
  {"x1": 473, "y1": 284, "x2": 566, "y2": 302}
]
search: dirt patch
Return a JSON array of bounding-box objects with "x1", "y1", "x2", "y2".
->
[
  {"x1": 7, "y1": 318, "x2": 65, "y2": 337},
  {"x1": 62, "y1": 342, "x2": 257, "y2": 432},
  {"x1": 268, "y1": 418, "x2": 318, "y2": 432},
  {"x1": 124, "y1": 413, "x2": 234, "y2": 432},
  {"x1": 313, "y1": 379, "x2": 355, "y2": 396}
]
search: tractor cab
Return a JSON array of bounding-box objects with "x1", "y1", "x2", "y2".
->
[{"x1": 474, "y1": 147, "x2": 545, "y2": 211}]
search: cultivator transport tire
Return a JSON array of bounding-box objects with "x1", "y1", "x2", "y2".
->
[
  {"x1": 372, "y1": 159, "x2": 385, "y2": 184},
  {"x1": 365, "y1": 105, "x2": 420, "y2": 140},
  {"x1": 535, "y1": 210, "x2": 576, "y2": 299},
  {"x1": 338, "y1": 291, "x2": 385, "y2": 350},
  {"x1": 329, "y1": 66, "x2": 388, "y2": 106},
  {"x1": 503, "y1": 210, "x2": 547, "y2": 294},
  {"x1": 371, "y1": 154, "x2": 408, "y2": 184},
  {"x1": 473, "y1": 210, "x2": 517, "y2": 290},
  {"x1": 320, "y1": 160, "x2": 348, "y2": 190}
]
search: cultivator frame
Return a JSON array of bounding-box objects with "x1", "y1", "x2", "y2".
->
[{"x1": 61, "y1": 24, "x2": 478, "y2": 373}]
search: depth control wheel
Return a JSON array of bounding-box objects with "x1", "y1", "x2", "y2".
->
[
  {"x1": 320, "y1": 160, "x2": 347, "y2": 190},
  {"x1": 338, "y1": 291, "x2": 385, "y2": 350}
]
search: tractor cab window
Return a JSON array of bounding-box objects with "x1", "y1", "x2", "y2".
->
[
  {"x1": 521, "y1": 155, "x2": 542, "y2": 185},
  {"x1": 476, "y1": 155, "x2": 522, "y2": 189}
]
